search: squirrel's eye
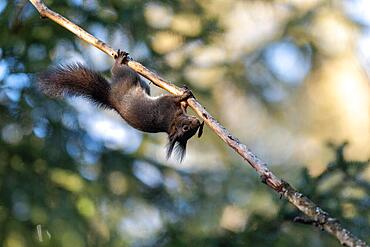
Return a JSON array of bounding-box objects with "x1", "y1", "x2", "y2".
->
[{"x1": 182, "y1": 125, "x2": 189, "y2": 131}]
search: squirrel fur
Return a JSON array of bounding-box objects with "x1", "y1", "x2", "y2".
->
[{"x1": 38, "y1": 50, "x2": 203, "y2": 161}]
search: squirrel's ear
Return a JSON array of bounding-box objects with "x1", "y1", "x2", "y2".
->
[{"x1": 197, "y1": 121, "x2": 204, "y2": 138}]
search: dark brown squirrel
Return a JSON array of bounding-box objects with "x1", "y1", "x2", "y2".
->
[{"x1": 38, "y1": 50, "x2": 204, "y2": 161}]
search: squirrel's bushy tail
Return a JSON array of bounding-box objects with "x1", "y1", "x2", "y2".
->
[{"x1": 38, "y1": 64, "x2": 112, "y2": 108}]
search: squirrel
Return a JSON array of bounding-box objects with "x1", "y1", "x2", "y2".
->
[{"x1": 38, "y1": 50, "x2": 204, "y2": 161}]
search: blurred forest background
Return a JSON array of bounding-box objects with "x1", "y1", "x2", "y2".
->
[{"x1": 0, "y1": 0, "x2": 369, "y2": 246}]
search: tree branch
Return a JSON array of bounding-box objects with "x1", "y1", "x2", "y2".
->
[{"x1": 28, "y1": 1, "x2": 368, "y2": 246}]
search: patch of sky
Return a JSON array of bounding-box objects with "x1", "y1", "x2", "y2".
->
[
  {"x1": 357, "y1": 28, "x2": 370, "y2": 74},
  {"x1": 0, "y1": 60, "x2": 9, "y2": 81},
  {"x1": 264, "y1": 41, "x2": 311, "y2": 85},
  {"x1": 33, "y1": 118, "x2": 48, "y2": 138},
  {"x1": 69, "y1": 98, "x2": 142, "y2": 153},
  {"x1": 66, "y1": 138, "x2": 81, "y2": 159},
  {"x1": 4, "y1": 73, "x2": 30, "y2": 89},
  {"x1": 28, "y1": 44, "x2": 47, "y2": 61},
  {"x1": 343, "y1": 0, "x2": 370, "y2": 27},
  {"x1": 0, "y1": 0, "x2": 6, "y2": 15},
  {"x1": 119, "y1": 200, "x2": 163, "y2": 240},
  {"x1": 133, "y1": 161, "x2": 163, "y2": 188},
  {"x1": 68, "y1": 0, "x2": 83, "y2": 6}
]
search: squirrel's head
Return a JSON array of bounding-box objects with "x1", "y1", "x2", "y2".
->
[{"x1": 167, "y1": 115, "x2": 204, "y2": 162}]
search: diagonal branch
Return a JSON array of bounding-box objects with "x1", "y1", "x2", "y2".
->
[{"x1": 28, "y1": 1, "x2": 368, "y2": 246}]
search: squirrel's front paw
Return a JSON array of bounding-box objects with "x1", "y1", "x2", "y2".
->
[
  {"x1": 179, "y1": 85, "x2": 195, "y2": 101},
  {"x1": 114, "y1": 49, "x2": 130, "y2": 64}
]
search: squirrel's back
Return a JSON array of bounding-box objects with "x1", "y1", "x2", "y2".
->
[{"x1": 38, "y1": 64, "x2": 112, "y2": 109}]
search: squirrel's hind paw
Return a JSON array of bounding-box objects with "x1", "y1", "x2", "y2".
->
[
  {"x1": 179, "y1": 85, "x2": 195, "y2": 101},
  {"x1": 114, "y1": 49, "x2": 130, "y2": 64}
]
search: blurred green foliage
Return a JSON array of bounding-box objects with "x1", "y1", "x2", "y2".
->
[{"x1": 0, "y1": 0, "x2": 369, "y2": 246}]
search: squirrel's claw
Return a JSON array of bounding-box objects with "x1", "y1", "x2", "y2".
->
[
  {"x1": 179, "y1": 85, "x2": 195, "y2": 101},
  {"x1": 115, "y1": 49, "x2": 130, "y2": 64}
]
